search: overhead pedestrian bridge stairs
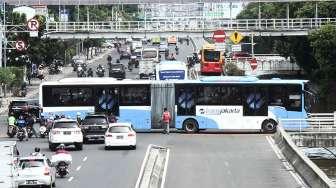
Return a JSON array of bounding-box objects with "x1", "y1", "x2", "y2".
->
[{"x1": 44, "y1": 18, "x2": 336, "y2": 39}]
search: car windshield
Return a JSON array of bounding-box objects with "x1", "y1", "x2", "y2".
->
[
  {"x1": 20, "y1": 159, "x2": 45, "y2": 169},
  {"x1": 11, "y1": 101, "x2": 27, "y2": 106},
  {"x1": 142, "y1": 51, "x2": 157, "y2": 59},
  {"x1": 110, "y1": 64, "x2": 123, "y2": 69},
  {"x1": 53, "y1": 122, "x2": 78, "y2": 128},
  {"x1": 109, "y1": 126, "x2": 130, "y2": 133},
  {"x1": 203, "y1": 50, "x2": 220, "y2": 62},
  {"x1": 82, "y1": 117, "x2": 107, "y2": 125}
]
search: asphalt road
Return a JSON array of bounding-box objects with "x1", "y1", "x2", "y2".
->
[{"x1": 0, "y1": 133, "x2": 303, "y2": 188}]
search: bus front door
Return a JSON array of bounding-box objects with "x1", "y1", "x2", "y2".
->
[{"x1": 151, "y1": 83, "x2": 175, "y2": 129}]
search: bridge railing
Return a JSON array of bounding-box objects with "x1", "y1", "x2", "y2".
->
[
  {"x1": 225, "y1": 58, "x2": 301, "y2": 72},
  {"x1": 45, "y1": 18, "x2": 336, "y2": 33}
]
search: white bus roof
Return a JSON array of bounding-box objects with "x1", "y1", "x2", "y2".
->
[
  {"x1": 142, "y1": 48, "x2": 158, "y2": 51},
  {"x1": 41, "y1": 76, "x2": 308, "y2": 86},
  {"x1": 157, "y1": 61, "x2": 187, "y2": 70}
]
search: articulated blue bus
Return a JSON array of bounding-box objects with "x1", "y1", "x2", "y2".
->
[{"x1": 40, "y1": 77, "x2": 314, "y2": 133}]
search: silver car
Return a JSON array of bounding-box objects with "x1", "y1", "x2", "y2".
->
[{"x1": 16, "y1": 155, "x2": 56, "y2": 187}]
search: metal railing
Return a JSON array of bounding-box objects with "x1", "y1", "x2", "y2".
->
[
  {"x1": 280, "y1": 112, "x2": 336, "y2": 132},
  {"x1": 45, "y1": 18, "x2": 336, "y2": 33},
  {"x1": 225, "y1": 58, "x2": 301, "y2": 72}
]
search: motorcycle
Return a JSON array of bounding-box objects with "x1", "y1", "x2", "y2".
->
[
  {"x1": 77, "y1": 68, "x2": 86, "y2": 77},
  {"x1": 7, "y1": 125, "x2": 17, "y2": 138},
  {"x1": 17, "y1": 127, "x2": 26, "y2": 141},
  {"x1": 96, "y1": 68, "x2": 105, "y2": 77},
  {"x1": 26, "y1": 125, "x2": 33, "y2": 138},
  {"x1": 51, "y1": 153, "x2": 72, "y2": 178},
  {"x1": 39, "y1": 125, "x2": 48, "y2": 138},
  {"x1": 56, "y1": 161, "x2": 69, "y2": 178},
  {"x1": 87, "y1": 69, "x2": 94, "y2": 77}
]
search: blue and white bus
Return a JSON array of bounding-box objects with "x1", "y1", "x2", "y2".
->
[
  {"x1": 39, "y1": 77, "x2": 314, "y2": 133},
  {"x1": 155, "y1": 61, "x2": 188, "y2": 80}
]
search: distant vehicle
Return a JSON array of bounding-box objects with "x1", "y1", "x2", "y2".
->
[
  {"x1": 0, "y1": 141, "x2": 19, "y2": 188},
  {"x1": 131, "y1": 41, "x2": 142, "y2": 52},
  {"x1": 81, "y1": 114, "x2": 109, "y2": 143},
  {"x1": 133, "y1": 49, "x2": 142, "y2": 60},
  {"x1": 104, "y1": 123, "x2": 136, "y2": 150},
  {"x1": 159, "y1": 43, "x2": 168, "y2": 53},
  {"x1": 120, "y1": 50, "x2": 131, "y2": 59},
  {"x1": 167, "y1": 36, "x2": 177, "y2": 45},
  {"x1": 199, "y1": 43, "x2": 224, "y2": 76},
  {"x1": 109, "y1": 64, "x2": 126, "y2": 79},
  {"x1": 155, "y1": 61, "x2": 188, "y2": 80},
  {"x1": 139, "y1": 60, "x2": 156, "y2": 79},
  {"x1": 17, "y1": 155, "x2": 56, "y2": 187},
  {"x1": 151, "y1": 36, "x2": 161, "y2": 45},
  {"x1": 102, "y1": 41, "x2": 114, "y2": 49},
  {"x1": 40, "y1": 77, "x2": 313, "y2": 133},
  {"x1": 142, "y1": 48, "x2": 159, "y2": 63},
  {"x1": 8, "y1": 99, "x2": 40, "y2": 119},
  {"x1": 48, "y1": 119, "x2": 83, "y2": 151}
]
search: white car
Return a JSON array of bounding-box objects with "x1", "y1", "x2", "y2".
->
[
  {"x1": 104, "y1": 123, "x2": 136, "y2": 150},
  {"x1": 16, "y1": 155, "x2": 56, "y2": 187},
  {"x1": 49, "y1": 118, "x2": 83, "y2": 151},
  {"x1": 159, "y1": 43, "x2": 168, "y2": 53}
]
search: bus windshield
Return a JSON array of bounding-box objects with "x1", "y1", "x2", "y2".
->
[
  {"x1": 142, "y1": 51, "x2": 157, "y2": 59},
  {"x1": 203, "y1": 50, "x2": 220, "y2": 62}
]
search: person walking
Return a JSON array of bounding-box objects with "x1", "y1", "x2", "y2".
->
[{"x1": 162, "y1": 108, "x2": 171, "y2": 135}]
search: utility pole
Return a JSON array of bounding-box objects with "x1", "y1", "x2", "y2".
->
[{"x1": 0, "y1": 0, "x2": 3, "y2": 68}]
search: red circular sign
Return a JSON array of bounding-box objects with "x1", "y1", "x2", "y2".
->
[
  {"x1": 27, "y1": 18, "x2": 40, "y2": 31},
  {"x1": 250, "y1": 58, "x2": 258, "y2": 70},
  {"x1": 213, "y1": 30, "x2": 226, "y2": 43},
  {"x1": 15, "y1": 40, "x2": 26, "y2": 51}
]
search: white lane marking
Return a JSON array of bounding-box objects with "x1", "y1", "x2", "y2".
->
[
  {"x1": 76, "y1": 166, "x2": 82, "y2": 171},
  {"x1": 160, "y1": 148, "x2": 170, "y2": 188},
  {"x1": 68, "y1": 177, "x2": 74, "y2": 182},
  {"x1": 135, "y1": 144, "x2": 152, "y2": 188},
  {"x1": 83, "y1": 156, "x2": 87, "y2": 162},
  {"x1": 266, "y1": 136, "x2": 307, "y2": 188}
]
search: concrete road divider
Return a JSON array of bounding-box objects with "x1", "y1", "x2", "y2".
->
[
  {"x1": 135, "y1": 144, "x2": 170, "y2": 188},
  {"x1": 274, "y1": 127, "x2": 336, "y2": 188}
]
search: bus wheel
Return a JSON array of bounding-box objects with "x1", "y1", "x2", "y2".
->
[
  {"x1": 183, "y1": 119, "x2": 199, "y2": 134},
  {"x1": 262, "y1": 119, "x2": 277, "y2": 133}
]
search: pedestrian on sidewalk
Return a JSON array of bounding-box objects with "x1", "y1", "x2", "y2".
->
[{"x1": 161, "y1": 107, "x2": 171, "y2": 135}]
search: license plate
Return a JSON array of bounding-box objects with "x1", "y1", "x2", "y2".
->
[
  {"x1": 63, "y1": 131, "x2": 71, "y2": 135},
  {"x1": 26, "y1": 180, "x2": 37, "y2": 185},
  {"x1": 116, "y1": 135, "x2": 123, "y2": 139},
  {"x1": 90, "y1": 126, "x2": 100, "y2": 130}
]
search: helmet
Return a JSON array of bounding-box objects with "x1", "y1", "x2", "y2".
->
[
  {"x1": 61, "y1": 114, "x2": 65, "y2": 118},
  {"x1": 34, "y1": 147, "x2": 40, "y2": 153},
  {"x1": 55, "y1": 114, "x2": 59, "y2": 119},
  {"x1": 59, "y1": 144, "x2": 65, "y2": 150}
]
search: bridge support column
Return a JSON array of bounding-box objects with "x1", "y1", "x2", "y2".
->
[
  {"x1": 315, "y1": 2, "x2": 318, "y2": 27},
  {"x1": 286, "y1": 3, "x2": 290, "y2": 29}
]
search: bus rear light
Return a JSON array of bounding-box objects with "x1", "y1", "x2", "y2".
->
[
  {"x1": 44, "y1": 167, "x2": 50, "y2": 175},
  {"x1": 128, "y1": 133, "x2": 135, "y2": 137}
]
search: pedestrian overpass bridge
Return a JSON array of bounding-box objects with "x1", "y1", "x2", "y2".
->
[{"x1": 44, "y1": 17, "x2": 336, "y2": 39}]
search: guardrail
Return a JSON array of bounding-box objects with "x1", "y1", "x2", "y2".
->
[
  {"x1": 135, "y1": 144, "x2": 170, "y2": 188},
  {"x1": 274, "y1": 127, "x2": 336, "y2": 188},
  {"x1": 45, "y1": 18, "x2": 336, "y2": 33}
]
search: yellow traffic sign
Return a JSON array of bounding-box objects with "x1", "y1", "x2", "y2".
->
[{"x1": 230, "y1": 31, "x2": 244, "y2": 44}]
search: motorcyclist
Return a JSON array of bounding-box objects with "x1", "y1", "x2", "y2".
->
[
  {"x1": 87, "y1": 68, "x2": 93, "y2": 77},
  {"x1": 17, "y1": 115, "x2": 28, "y2": 141},
  {"x1": 7, "y1": 113, "x2": 16, "y2": 135},
  {"x1": 175, "y1": 46, "x2": 179, "y2": 54},
  {"x1": 107, "y1": 112, "x2": 117, "y2": 123},
  {"x1": 76, "y1": 113, "x2": 82, "y2": 125},
  {"x1": 116, "y1": 59, "x2": 120, "y2": 64},
  {"x1": 26, "y1": 113, "x2": 38, "y2": 138},
  {"x1": 56, "y1": 144, "x2": 69, "y2": 154},
  {"x1": 170, "y1": 53, "x2": 176, "y2": 60},
  {"x1": 31, "y1": 147, "x2": 44, "y2": 157}
]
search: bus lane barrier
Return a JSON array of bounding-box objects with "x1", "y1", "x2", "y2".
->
[{"x1": 135, "y1": 144, "x2": 170, "y2": 188}]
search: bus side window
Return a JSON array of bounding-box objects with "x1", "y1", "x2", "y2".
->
[{"x1": 176, "y1": 86, "x2": 196, "y2": 116}]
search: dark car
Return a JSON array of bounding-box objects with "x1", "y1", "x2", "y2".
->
[
  {"x1": 120, "y1": 50, "x2": 131, "y2": 59},
  {"x1": 81, "y1": 114, "x2": 109, "y2": 143},
  {"x1": 8, "y1": 99, "x2": 40, "y2": 119},
  {"x1": 109, "y1": 64, "x2": 126, "y2": 79}
]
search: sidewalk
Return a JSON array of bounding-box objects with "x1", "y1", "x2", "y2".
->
[{"x1": 0, "y1": 49, "x2": 111, "y2": 138}]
